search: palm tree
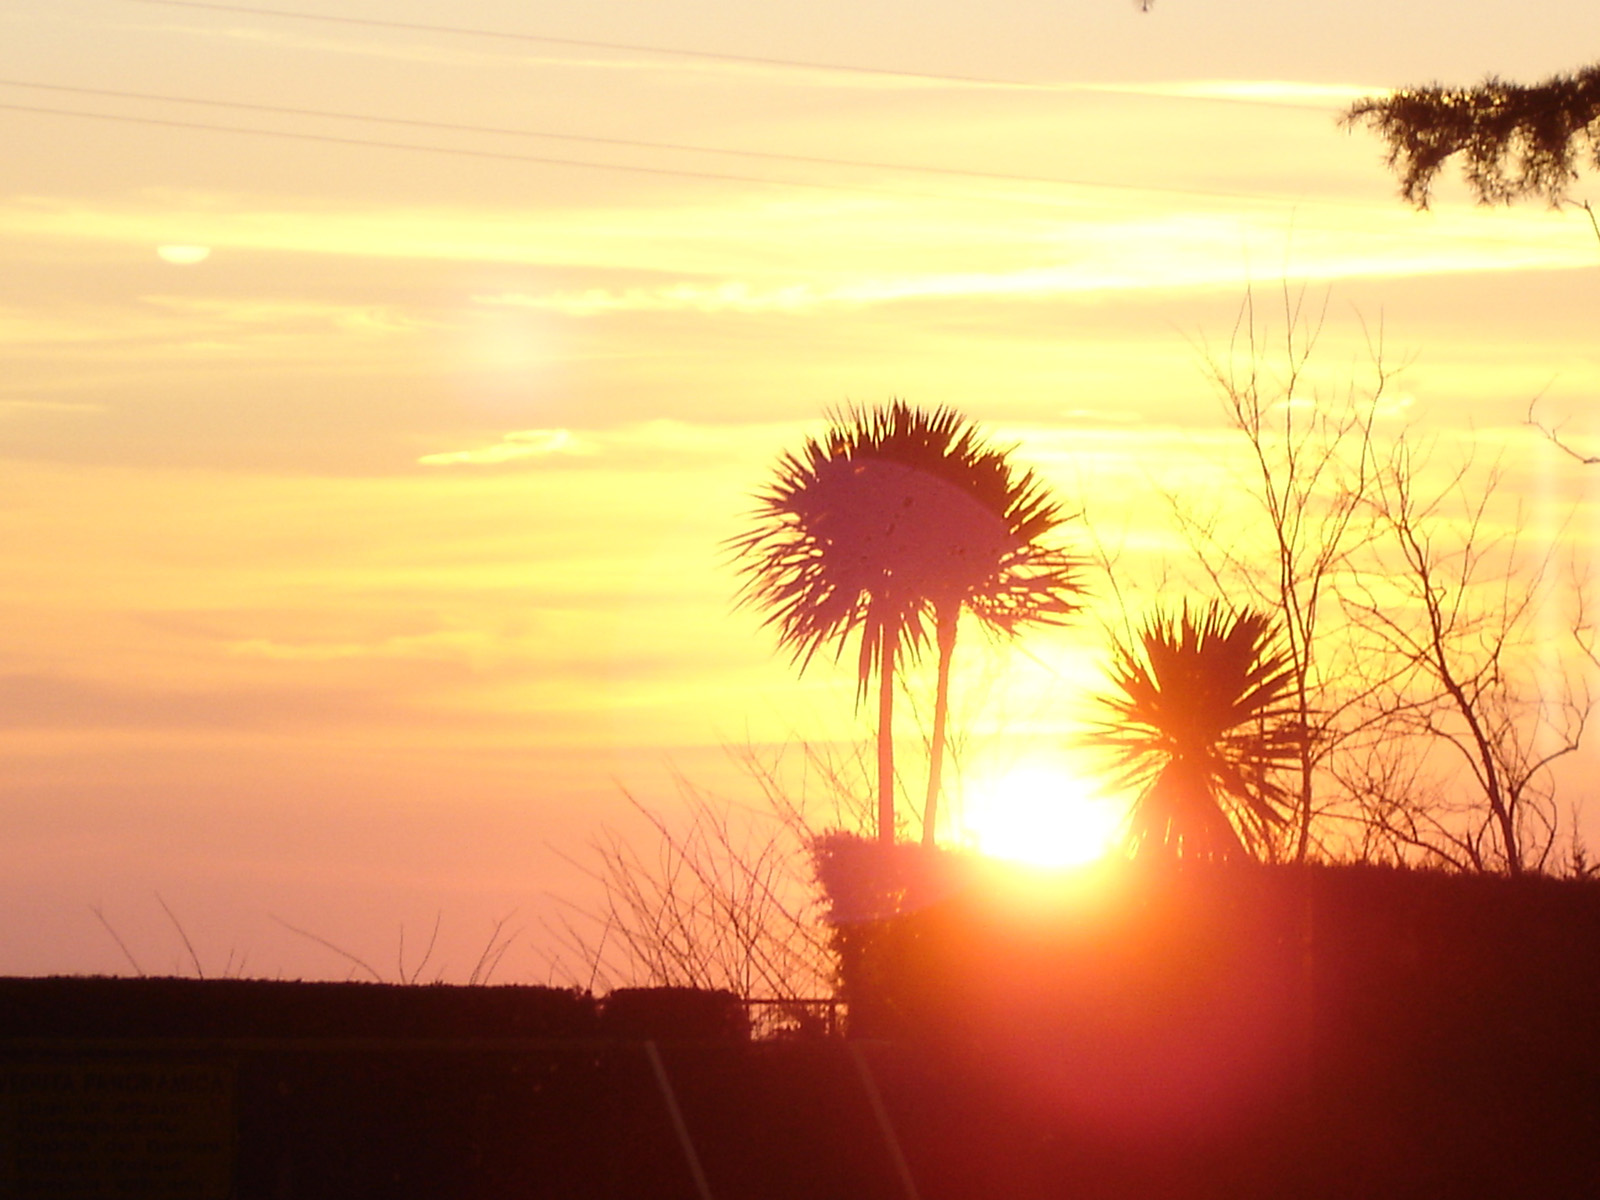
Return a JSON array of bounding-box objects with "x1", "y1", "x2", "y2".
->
[
  {"x1": 912, "y1": 428, "x2": 1084, "y2": 847},
  {"x1": 730, "y1": 402, "x2": 1081, "y2": 845},
  {"x1": 1096, "y1": 603, "x2": 1302, "y2": 862}
]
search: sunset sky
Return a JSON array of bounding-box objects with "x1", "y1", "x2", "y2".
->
[{"x1": 3, "y1": 0, "x2": 1597, "y2": 981}]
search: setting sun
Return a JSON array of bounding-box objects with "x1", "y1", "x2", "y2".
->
[{"x1": 962, "y1": 767, "x2": 1126, "y2": 869}]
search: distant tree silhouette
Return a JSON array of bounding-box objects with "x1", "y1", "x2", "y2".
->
[
  {"x1": 731, "y1": 402, "x2": 1081, "y2": 845},
  {"x1": 1344, "y1": 63, "x2": 1600, "y2": 207},
  {"x1": 1097, "y1": 603, "x2": 1301, "y2": 861}
]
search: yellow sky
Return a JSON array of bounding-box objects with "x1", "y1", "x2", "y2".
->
[{"x1": 2, "y1": 0, "x2": 1597, "y2": 979}]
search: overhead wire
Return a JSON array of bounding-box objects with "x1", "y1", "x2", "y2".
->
[
  {"x1": 0, "y1": 78, "x2": 1288, "y2": 207},
  {"x1": 0, "y1": 101, "x2": 972, "y2": 198},
  {"x1": 127, "y1": 0, "x2": 1039, "y2": 90},
  {"x1": 7, "y1": 3, "x2": 1369, "y2": 211},
  {"x1": 125, "y1": 0, "x2": 1359, "y2": 114}
]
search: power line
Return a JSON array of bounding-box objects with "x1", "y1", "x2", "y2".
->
[
  {"x1": 128, "y1": 0, "x2": 1033, "y2": 90},
  {"x1": 0, "y1": 78, "x2": 1223, "y2": 200},
  {"x1": 0, "y1": 100, "x2": 1367, "y2": 213},
  {"x1": 124, "y1": 1, "x2": 1358, "y2": 114},
  {"x1": 0, "y1": 100, "x2": 1103, "y2": 204}
]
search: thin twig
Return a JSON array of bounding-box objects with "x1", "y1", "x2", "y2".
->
[
  {"x1": 155, "y1": 893, "x2": 205, "y2": 979},
  {"x1": 467, "y1": 911, "x2": 520, "y2": 986},
  {"x1": 1527, "y1": 394, "x2": 1599, "y2": 465},
  {"x1": 90, "y1": 905, "x2": 146, "y2": 977},
  {"x1": 271, "y1": 915, "x2": 385, "y2": 982}
]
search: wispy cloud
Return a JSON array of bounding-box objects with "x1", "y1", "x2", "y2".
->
[
  {"x1": 137, "y1": 10, "x2": 1395, "y2": 103},
  {"x1": 475, "y1": 284, "x2": 821, "y2": 315},
  {"x1": 418, "y1": 428, "x2": 593, "y2": 467},
  {"x1": 137, "y1": 12, "x2": 1029, "y2": 91},
  {"x1": 417, "y1": 419, "x2": 798, "y2": 471},
  {"x1": 1082, "y1": 80, "x2": 1386, "y2": 108},
  {"x1": 225, "y1": 628, "x2": 499, "y2": 663},
  {"x1": 0, "y1": 399, "x2": 106, "y2": 415},
  {"x1": 1058, "y1": 407, "x2": 1142, "y2": 425},
  {"x1": 7, "y1": 180, "x2": 1589, "y2": 296},
  {"x1": 471, "y1": 204, "x2": 1596, "y2": 312},
  {"x1": 140, "y1": 295, "x2": 424, "y2": 334}
]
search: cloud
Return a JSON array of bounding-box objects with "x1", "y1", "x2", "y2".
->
[
  {"x1": 156, "y1": 245, "x2": 210, "y2": 264},
  {"x1": 6, "y1": 181, "x2": 1588, "y2": 300},
  {"x1": 474, "y1": 283, "x2": 820, "y2": 315},
  {"x1": 139, "y1": 295, "x2": 423, "y2": 334},
  {"x1": 417, "y1": 428, "x2": 593, "y2": 467},
  {"x1": 0, "y1": 672, "x2": 392, "y2": 732},
  {"x1": 141, "y1": 13, "x2": 1388, "y2": 101},
  {"x1": 146, "y1": 13, "x2": 1039, "y2": 93},
  {"x1": 1083, "y1": 80, "x2": 1386, "y2": 108},
  {"x1": 1059, "y1": 408, "x2": 1142, "y2": 425},
  {"x1": 0, "y1": 399, "x2": 106, "y2": 415},
  {"x1": 415, "y1": 418, "x2": 798, "y2": 474},
  {"x1": 225, "y1": 629, "x2": 500, "y2": 663}
]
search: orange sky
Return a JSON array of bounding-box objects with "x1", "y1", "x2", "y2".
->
[{"x1": 2, "y1": 0, "x2": 1597, "y2": 979}]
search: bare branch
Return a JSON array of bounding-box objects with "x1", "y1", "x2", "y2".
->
[
  {"x1": 90, "y1": 905, "x2": 146, "y2": 978},
  {"x1": 155, "y1": 894, "x2": 205, "y2": 980},
  {"x1": 543, "y1": 756, "x2": 853, "y2": 1003},
  {"x1": 1527, "y1": 394, "x2": 1599, "y2": 465},
  {"x1": 271, "y1": 915, "x2": 385, "y2": 982}
]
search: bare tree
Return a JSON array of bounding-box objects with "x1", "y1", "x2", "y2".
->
[
  {"x1": 1172, "y1": 288, "x2": 1398, "y2": 860},
  {"x1": 1339, "y1": 440, "x2": 1592, "y2": 874},
  {"x1": 546, "y1": 742, "x2": 873, "y2": 1003},
  {"x1": 1152, "y1": 293, "x2": 1592, "y2": 872}
]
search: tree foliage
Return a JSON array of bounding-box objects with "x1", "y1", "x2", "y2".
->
[{"x1": 1344, "y1": 64, "x2": 1600, "y2": 207}]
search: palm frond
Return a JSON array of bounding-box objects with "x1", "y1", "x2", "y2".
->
[
  {"x1": 728, "y1": 399, "x2": 1084, "y2": 691},
  {"x1": 1095, "y1": 601, "x2": 1302, "y2": 861}
]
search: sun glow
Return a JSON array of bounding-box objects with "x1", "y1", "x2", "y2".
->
[
  {"x1": 962, "y1": 766, "x2": 1125, "y2": 869},
  {"x1": 156, "y1": 244, "x2": 210, "y2": 264}
]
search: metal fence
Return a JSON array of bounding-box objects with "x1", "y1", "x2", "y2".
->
[{"x1": 740, "y1": 997, "x2": 845, "y2": 1039}]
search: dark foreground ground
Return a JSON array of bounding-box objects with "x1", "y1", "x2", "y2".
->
[
  {"x1": 5, "y1": 860, "x2": 1600, "y2": 1200},
  {"x1": 4, "y1": 979, "x2": 894, "y2": 1200}
]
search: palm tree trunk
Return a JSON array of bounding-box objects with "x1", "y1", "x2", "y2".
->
[
  {"x1": 922, "y1": 601, "x2": 959, "y2": 847},
  {"x1": 877, "y1": 634, "x2": 896, "y2": 844}
]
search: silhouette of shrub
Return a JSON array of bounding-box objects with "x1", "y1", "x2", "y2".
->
[
  {"x1": 598, "y1": 986, "x2": 749, "y2": 1041},
  {"x1": 0, "y1": 976, "x2": 598, "y2": 1039}
]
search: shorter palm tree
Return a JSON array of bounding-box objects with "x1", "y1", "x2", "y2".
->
[{"x1": 1096, "y1": 603, "x2": 1302, "y2": 862}]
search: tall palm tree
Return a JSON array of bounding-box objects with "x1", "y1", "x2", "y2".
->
[
  {"x1": 730, "y1": 402, "x2": 1081, "y2": 845},
  {"x1": 912, "y1": 429, "x2": 1084, "y2": 847},
  {"x1": 1096, "y1": 603, "x2": 1302, "y2": 862}
]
